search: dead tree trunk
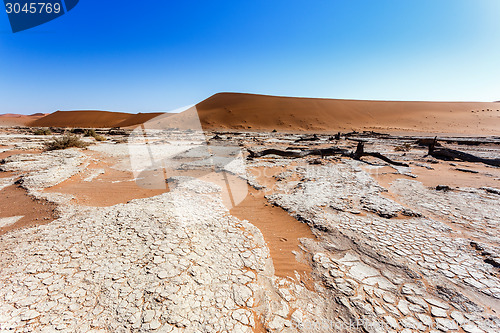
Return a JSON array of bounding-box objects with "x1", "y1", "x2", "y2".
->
[
  {"x1": 353, "y1": 141, "x2": 364, "y2": 159},
  {"x1": 247, "y1": 147, "x2": 350, "y2": 159},
  {"x1": 363, "y1": 151, "x2": 409, "y2": 167},
  {"x1": 248, "y1": 142, "x2": 409, "y2": 167},
  {"x1": 427, "y1": 138, "x2": 500, "y2": 167},
  {"x1": 431, "y1": 148, "x2": 500, "y2": 167},
  {"x1": 428, "y1": 136, "x2": 437, "y2": 155},
  {"x1": 353, "y1": 142, "x2": 409, "y2": 167}
]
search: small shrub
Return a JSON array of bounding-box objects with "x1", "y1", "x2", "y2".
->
[
  {"x1": 94, "y1": 134, "x2": 106, "y2": 141},
  {"x1": 44, "y1": 134, "x2": 89, "y2": 151},
  {"x1": 84, "y1": 128, "x2": 106, "y2": 141},
  {"x1": 33, "y1": 128, "x2": 52, "y2": 135},
  {"x1": 84, "y1": 129, "x2": 97, "y2": 137},
  {"x1": 70, "y1": 128, "x2": 85, "y2": 134},
  {"x1": 394, "y1": 143, "x2": 411, "y2": 152}
]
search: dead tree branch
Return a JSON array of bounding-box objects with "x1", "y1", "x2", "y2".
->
[
  {"x1": 352, "y1": 142, "x2": 409, "y2": 167},
  {"x1": 247, "y1": 141, "x2": 409, "y2": 167},
  {"x1": 247, "y1": 147, "x2": 350, "y2": 159},
  {"x1": 428, "y1": 137, "x2": 500, "y2": 167}
]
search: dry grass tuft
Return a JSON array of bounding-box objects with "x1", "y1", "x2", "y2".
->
[
  {"x1": 84, "y1": 128, "x2": 106, "y2": 141},
  {"x1": 33, "y1": 128, "x2": 52, "y2": 135},
  {"x1": 44, "y1": 134, "x2": 90, "y2": 151}
]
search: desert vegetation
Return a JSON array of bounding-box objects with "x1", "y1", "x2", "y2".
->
[
  {"x1": 32, "y1": 128, "x2": 52, "y2": 135},
  {"x1": 44, "y1": 133, "x2": 90, "y2": 151},
  {"x1": 83, "y1": 128, "x2": 106, "y2": 141}
]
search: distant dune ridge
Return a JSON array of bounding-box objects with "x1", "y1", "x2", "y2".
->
[
  {"x1": 3, "y1": 93, "x2": 500, "y2": 135},
  {"x1": 193, "y1": 93, "x2": 500, "y2": 135},
  {"x1": 113, "y1": 112, "x2": 165, "y2": 128},
  {"x1": 0, "y1": 113, "x2": 49, "y2": 118},
  {"x1": 0, "y1": 113, "x2": 48, "y2": 127},
  {"x1": 28, "y1": 110, "x2": 163, "y2": 129}
]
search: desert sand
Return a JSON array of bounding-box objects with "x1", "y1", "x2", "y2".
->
[
  {"x1": 195, "y1": 93, "x2": 500, "y2": 135},
  {"x1": 28, "y1": 110, "x2": 163, "y2": 128},
  {"x1": 0, "y1": 113, "x2": 47, "y2": 127},
  {"x1": 19, "y1": 93, "x2": 500, "y2": 136},
  {"x1": 1, "y1": 128, "x2": 499, "y2": 332},
  {"x1": 1, "y1": 94, "x2": 500, "y2": 332}
]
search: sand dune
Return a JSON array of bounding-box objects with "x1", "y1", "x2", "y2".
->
[
  {"x1": 18, "y1": 93, "x2": 500, "y2": 135},
  {"x1": 194, "y1": 93, "x2": 500, "y2": 135},
  {"x1": 113, "y1": 112, "x2": 164, "y2": 128},
  {"x1": 0, "y1": 113, "x2": 47, "y2": 127},
  {"x1": 30, "y1": 110, "x2": 132, "y2": 128},
  {"x1": 29, "y1": 110, "x2": 162, "y2": 128}
]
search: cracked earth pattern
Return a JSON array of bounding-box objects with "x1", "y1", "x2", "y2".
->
[{"x1": 1, "y1": 131, "x2": 499, "y2": 333}]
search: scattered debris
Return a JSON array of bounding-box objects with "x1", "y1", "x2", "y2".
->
[
  {"x1": 248, "y1": 141, "x2": 409, "y2": 167},
  {"x1": 456, "y1": 168, "x2": 479, "y2": 174},
  {"x1": 436, "y1": 185, "x2": 451, "y2": 191},
  {"x1": 428, "y1": 137, "x2": 500, "y2": 167},
  {"x1": 482, "y1": 187, "x2": 500, "y2": 195}
]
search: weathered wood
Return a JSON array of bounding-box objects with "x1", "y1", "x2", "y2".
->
[
  {"x1": 353, "y1": 142, "x2": 409, "y2": 167},
  {"x1": 353, "y1": 141, "x2": 364, "y2": 160},
  {"x1": 328, "y1": 132, "x2": 341, "y2": 140},
  {"x1": 428, "y1": 136, "x2": 437, "y2": 155},
  {"x1": 430, "y1": 147, "x2": 500, "y2": 167},
  {"x1": 248, "y1": 141, "x2": 409, "y2": 167},
  {"x1": 295, "y1": 134, "x2": 320, "y2": 142},
  {"x1": 247, "y1": 148, "x2": 304, "y2": 158},
  {"x1": 363, "y1": 151, "x2": 409, "y2": 167},
  {"x1": 425, "y1": 138, "x2": 500, "y2": 166},
  {"x1": 247, "y1": 147, "x2": 350, "y2": 159}
]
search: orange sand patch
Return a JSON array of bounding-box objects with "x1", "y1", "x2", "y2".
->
[
  {"x1": 230, "y1": 187, "x2": 315, "y2": 284},
  {"x1": 367, "y1": 162, "x2": 500, "y2": 189},
  {"x1": 236, "y1": 165, "x2": 316, "y2": 283},
  {"x1": 0, "y1": 184, "x2": 58, "y2": 236},
  {"x1": 0, "y1": 171, "x2": 15, "y2": 179},
  {"x1": 0, "y1": 149, "x2": 42, "y2": 160},
  {"x1": 45, "y1": 164, "x2": 169, "y2": 207},
  {"x1": 410, "y1": 161, "x2": 500, "y2": 189}
]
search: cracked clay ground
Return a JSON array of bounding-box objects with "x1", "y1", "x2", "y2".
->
[{"x1": 0, "y1": 129, "x2": 499, "y2": 332}]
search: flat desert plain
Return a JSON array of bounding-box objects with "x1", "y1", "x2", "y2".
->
[{"x1": 0, "y1": 93, "x2": 499, "y2": 332}]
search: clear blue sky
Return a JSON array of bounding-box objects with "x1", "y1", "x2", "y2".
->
[{"x1": 1, "y1": 0, "x2": 499, "y2": 114}]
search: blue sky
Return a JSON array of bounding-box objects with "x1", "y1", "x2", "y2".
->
[{"x1": 1, "y1": 0, "x2": 499, "y2": 114}]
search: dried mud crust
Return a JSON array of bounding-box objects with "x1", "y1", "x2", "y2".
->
[
  {"x1": 0, "y1": 185, "x2": 266, "y2": 332},
  {"x1": 258, "y1": 157, "x2": 500, "y2": 332},
  {"x1": 0, "y1": 134, "x2": 333, "y2": 333},
  {"x1": 0, "y1": 130, "x2": 500, "y2": 332}
]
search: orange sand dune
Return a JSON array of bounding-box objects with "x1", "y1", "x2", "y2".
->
[
  {"x1": 0, "y1": 113, "x2": 24, "y2": 118},
  {"x1": 193, "y1": 93, "x2": 500, "y2": 135},
  {"x1": 113, "y1": 113, "x2": 165, "y2": 128},
  {"x1": 29, "y1": 110, "x2": 132, "y2": 128},
  {"x1": 29, "y1": 110, "x2": 163, "y2": 128},
  {"x1": 21, "y1": 93, "x2": 500, "y2": 135},
  {"x1": 0, "y1": 113, "x2": 46, "y2": 127}
]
